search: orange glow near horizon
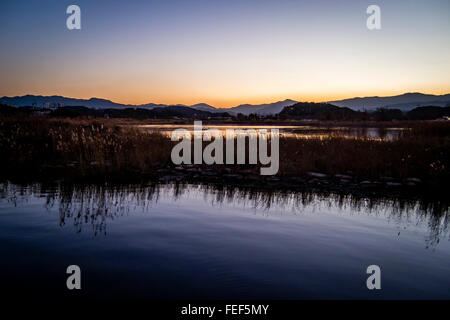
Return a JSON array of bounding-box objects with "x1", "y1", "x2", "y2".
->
[
  {"x1": 1, "y1": 1, "x2": 449, "y2": 108},
  {"x1": 3, "y1": 88, "x2": 449, "y2": 108},
  {"x1": 93, "y1": 88, "x2": 450, "y2": 108}
]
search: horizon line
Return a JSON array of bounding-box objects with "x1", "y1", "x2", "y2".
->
[{"x1": 1, "y1": 91, "x2": 450, "y2": 109}]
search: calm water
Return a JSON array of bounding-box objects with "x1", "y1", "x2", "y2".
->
[
  {"x1": 139, "y1": 124, "x2": 406, "y2": 140},
  {"x1": 0, "y1": 182, "x2": 449, "y2": 300}
]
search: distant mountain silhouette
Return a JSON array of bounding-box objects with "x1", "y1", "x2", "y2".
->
[
  {"x1": 189, "y1": 103, "x2": 217, "y2": 112},
  {"x1": 226, "y1": 99, "x2": 298, "y2": 115},
  {"x1": 139, "y1": 102, "x2": 174, "y2": 109},
  {"x1": 0, "y1": 95, "x2": 132, "y2": 109},
  {"x1": 329, "y1": 93, "x2": 450, "y2": 111},
  {"x1": 2, "y1": 93, "x2": 449, "y2": 115},
  {"x1": 0, "y1": 95, "x2": 299, "y2": 115}
]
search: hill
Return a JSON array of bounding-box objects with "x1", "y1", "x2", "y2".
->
[
  {"x1": 279, "y1": 102, "x2": 359, "y2": 120},
  {"x1": 329, "y1": 93, "x2": 450, "y2": 111},
  {"x1": 226, "y1": 99, "x2": 298, "y2": 115}
]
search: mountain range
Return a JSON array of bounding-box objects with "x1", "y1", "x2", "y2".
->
[
  {"x1": 329, "y1": 93, "x2": 450, "y2": 111},
  {"x1": 1, "y1": 93, "x2": 449, "y2": 115}
]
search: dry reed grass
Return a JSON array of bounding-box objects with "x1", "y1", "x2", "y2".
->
[{"x1": 0, "y1": 117, "x2": 449, "y2": 186}]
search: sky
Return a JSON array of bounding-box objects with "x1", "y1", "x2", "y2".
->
[{"x1": 0, "y1": 0, "x2": 449, "y2": 108}]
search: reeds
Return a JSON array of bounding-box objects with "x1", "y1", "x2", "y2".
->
[
  {"x1": 0, "y1": 116, "x2": 449, "y2": 186},
  {"x1": 279, "y1": 134, "x2": 449, "y2": 182},
  {"x1": 0, "y1": 117, "x2": 172, "y2": 179}
]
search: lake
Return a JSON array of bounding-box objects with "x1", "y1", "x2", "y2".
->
[
  {"x1": 138, "y1": 124, "x2": 407, "y2": 140},
  {"x1": 0, "y1": 182, "x2": 449, "y2": 300}
]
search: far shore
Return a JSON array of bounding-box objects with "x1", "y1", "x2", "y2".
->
[{"x1": 109, "y1": 118, "x2": 434, "y2": 128}]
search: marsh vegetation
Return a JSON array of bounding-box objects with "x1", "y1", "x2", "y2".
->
[{"x1": 0, "y1": 116, "x2": 448, "y2": 194}]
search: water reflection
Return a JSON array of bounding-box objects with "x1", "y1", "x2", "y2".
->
[
  {"x1": 0, "y1": 181, "x2": 448, "y2": 246},
  {"x1": 138, "y1": 124, "x2": 406, "y2": 140}
]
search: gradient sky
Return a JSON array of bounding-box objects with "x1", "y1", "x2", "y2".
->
[{"x1": 1, "y1": 0, "x2": 449, "y2": 107}]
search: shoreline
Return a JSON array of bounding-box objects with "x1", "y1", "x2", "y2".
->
[{"x1": 1, "y1": 164, "x2": 445, "y2": 205}]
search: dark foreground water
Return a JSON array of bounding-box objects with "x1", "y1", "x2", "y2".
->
[{"x1": 0, "y1": 182, "x2": 449, "y2": 300}]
